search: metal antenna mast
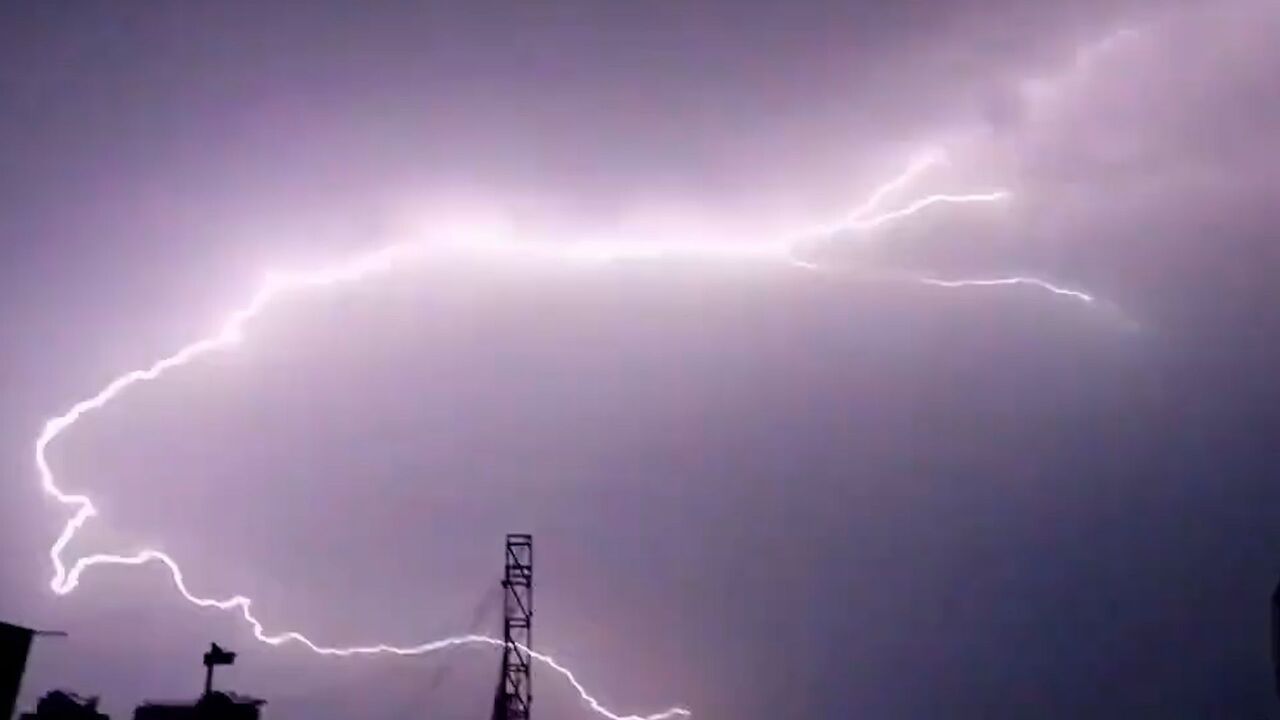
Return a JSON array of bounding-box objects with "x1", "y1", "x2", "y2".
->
[{"x1": 496, "y1": 533, "x2": 533, "y2": 720}]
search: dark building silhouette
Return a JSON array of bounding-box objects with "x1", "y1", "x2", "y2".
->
[
  {"x1": 1, "y1": 621, "x2": 36, "y2": 720},
  {"x1": 1271, "y1": 578, "x2": 1280, "y2": 704},
  {"x1": 18, "y1": 691, "x2": 109, "y2": 720},
  {"x1": 132, "y1": 693, "x2": 264, "y2": 720},
  {"x1": 131, "y1": 644, "x2": 263, "y2": 720}
]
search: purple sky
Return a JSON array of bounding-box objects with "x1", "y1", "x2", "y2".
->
[{"x1": 4, "y1": 1, "x2": 1280, "y2": 718}]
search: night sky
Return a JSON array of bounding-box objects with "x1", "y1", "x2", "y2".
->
[{"x1": 4, "y1": 1, "x2": 1280, "y2": 718}]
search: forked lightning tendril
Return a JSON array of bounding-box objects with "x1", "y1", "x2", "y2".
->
[
  {"x1": 35, "y1": 146, "x2": 1094, "y2": 720},
  {"x1": 918, "y1": 276, "x2": 1094, "y2": 302}
]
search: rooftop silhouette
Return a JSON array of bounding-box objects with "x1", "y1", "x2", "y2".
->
[
  {"x1": 132, "y1": 692, "x2": 265, "y2": 720},
  {"x1": 19, "y1": 691, "x2": 109, "y2": 720},
  {"x1": 131, "y1": 644, "x2": 263, "y2": 720}
]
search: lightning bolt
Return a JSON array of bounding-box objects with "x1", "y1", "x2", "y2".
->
[
  {"x1": 796, "y1": 150, "x2": 1091, "y2": 302},
  {"x1": 34, "y1": 142, "x2": 1099, "y2": 719},
  {"x1": 37, "y1": 259, "x2": 694, "y2": 720},
  {"x1": 802, "y1": 148, "x2": 1014, "y2": 238},
  {"x1": 918, "y1": 276, "x2": 1094, "y2": 303}
]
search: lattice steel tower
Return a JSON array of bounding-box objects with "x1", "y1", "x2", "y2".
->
[{"x1": 494, "y1": 533, "x2": 533, "y2": 720}]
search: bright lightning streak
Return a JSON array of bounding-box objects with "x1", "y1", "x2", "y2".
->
[
  {"x1": 844, "y1": 149, "x2": 945, "y2": 221},
  {"x1": 34, "y1": 141, "x2": 1094, "y2": 720},
  {"x1": 54, "y1": 556, "x2": 687, "y2": 720},
  {"x1": 802, "y1": 149, "x2": 1011, "y2": 238},
  {"x1": 917, "y1": 276, "x2": 1095, "y2": 303},
  {"x1": 851, "y1": 190, "x2": 1012, "y2": 231}
]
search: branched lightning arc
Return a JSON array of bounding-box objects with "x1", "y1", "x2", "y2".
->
[
  {"x1": 35, "y1": 145, "x2": 1095, "y2": 720},
  {"x1": 918, "y1": 276, "x2": 1094, "y2": 303}
]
